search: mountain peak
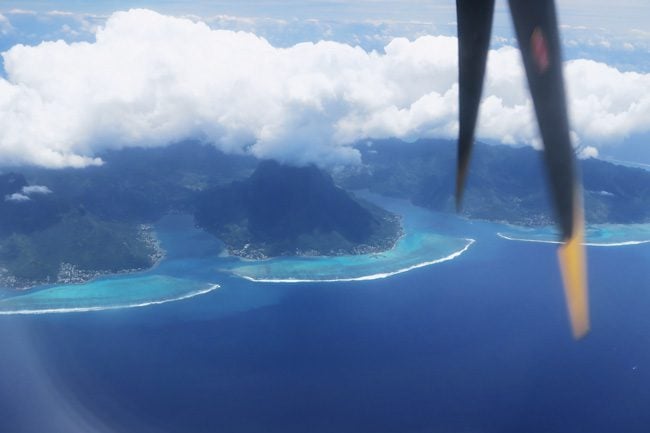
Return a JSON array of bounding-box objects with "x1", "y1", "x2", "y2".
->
[{"x1": 195, "y1": 161, "x2": 402, "y2": 258}]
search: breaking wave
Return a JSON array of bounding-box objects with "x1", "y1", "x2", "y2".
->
[
  {"x1": 0, "y1": 284, "x2": 219, "y2": 315},
  {"x1": 497, "y1": 232, "x2": 650, "y2": 247},
  {"x1": 238, "y1": 239, "x2": 475, "y2": 283}
]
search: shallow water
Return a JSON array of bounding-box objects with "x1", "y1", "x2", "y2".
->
[
  {"x1": 226, "y1": 193, "x2": 475, "y2": 282},
  {"x1": 0, "y1": 195, "x2": 647, "y2": 316},
  {"x1": 0, "y1": 214, "x2": 225, "y2": 314},
  {"x1": 0, "y1": 195, "x2": 478, "y2": 313},
  {"x1": 498, "y1": 222, "x2": 650, "y2": 246}
]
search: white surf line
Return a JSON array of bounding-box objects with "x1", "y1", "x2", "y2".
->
[
  {"x1": 239, "y1": 239, "x2": 476, "y2": 283},
  {"x1": 497, "y1": 232, "x2": 650, "y2": 247},
  {"x1": 0, "y1": 284, "x2": 220, "y2": 315}
]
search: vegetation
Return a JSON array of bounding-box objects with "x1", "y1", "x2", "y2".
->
[
  {"x1": 0, "y1": 141, "x2": 255, "y2": 288},
  {"x1": 0, "y1": 211, "x2": 155, "y2": 284},
  {"x1": 195, "y1": 160, "x2": 402, "y2": 258},
  {"x1": 336, "y1": 139, "x2": 650, "y2": 225}
]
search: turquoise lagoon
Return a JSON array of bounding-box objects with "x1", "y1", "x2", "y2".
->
[
  {"x1": 0, "y1": 275, "x2": 218, "y2": 315},
  {"x1": 498, "y1": 223, "x2": 650, "y2": 246},
  {"x1": 0, "y1": 214, "x2": 225, "y2": 314},
  {"x1": 225, "y1": 193, "x2": 475, "y2": 282},
  {"x1": 0, "y1": 192, "x2": 647, "y2": 314}
]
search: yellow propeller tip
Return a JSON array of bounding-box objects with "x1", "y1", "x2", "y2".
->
[{"x1": 557, "y1": 204, "x2": 590, "y2": 340}]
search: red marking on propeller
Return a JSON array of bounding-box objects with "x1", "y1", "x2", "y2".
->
[{"x1": 531, "y1": 27, "x2": 550, "y2": 74}]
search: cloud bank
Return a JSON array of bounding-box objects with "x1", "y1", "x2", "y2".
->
[{"x1": 0, "y1": 9, "x2": 648, "y2": 168}]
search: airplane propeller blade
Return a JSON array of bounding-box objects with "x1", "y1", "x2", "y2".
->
[
  {"x1": 455, "y1": 0, "x2": 590, "y2": 338},
  {"x1": 508, "y1": 0, "x2": 589, "y2": 338},
  {"x1": 455, "y1": 0, "x2": 495, "y2": 210}
]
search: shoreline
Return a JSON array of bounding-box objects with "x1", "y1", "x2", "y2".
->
[
  {"x1": 0, "y1": 223, "x2": 167, "y2": 292},
  {"x1": 497, "y1": 232, "x2": 650, "y2": 247},
  {"x1": 0, "y1": 283, "x2": 220, "y2": 315},
  {"x1": 227, "y1": 214, "x2": 405, "y2": 261},
  {"x1": 236, "y1": 238, "x2": 475, "y2": 283}
]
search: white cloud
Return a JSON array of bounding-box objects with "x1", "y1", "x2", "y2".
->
[
  {"x1": 6, "y1": 9, "x2": 36, "y2": 16},
  {"x1": 5, "y1": 192, "x2": 30, "y2": 202},
  {"x1": 46, "y1": 11, "x2": 76, "y2": 17},
  {"x1": 566, "y1": 59, "x2": 650, "y2": 144},
  {"x1": 21, "y1": 185, "x2": 52, "y2": 195},
  {"x1": 0, "y1": 13, "x2": 13, "y2": 35},
  {"x1": 0, "y1": 9, "x2": 648, "y2": 169},
  {"x1": 578, "y1": 146, "x2": 599, "y2": 159},
  {"x1": 1, "y1": 184, "x2": 51, "y2": 202}
]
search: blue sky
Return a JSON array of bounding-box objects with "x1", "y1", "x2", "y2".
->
[
  {"x1": 0, "y1": 1, "x2": 648, "y2": 166},
  {"x1": 2, "y1": 0, "x2": 648, "y2": 63}
]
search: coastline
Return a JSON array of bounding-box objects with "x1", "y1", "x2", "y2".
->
[
  {"x1": 234, "y1": 237, "x2": 475, "y2": 283},
  {"x1": 497, "y1": 232, "x2": 650, "y2": 247},
  {"x1": 226, "y1": 214, "x2": 404, "y2": 261},
  {"x1": 0, "y1": 223, "x2": 166, "y2": 291},
  {"x1": 0, "y1": 283, "x2": 220, "y2": 315}
]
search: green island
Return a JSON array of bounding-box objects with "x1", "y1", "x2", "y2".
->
[{"x1": 2, "y1": 139, "x2": 650, "y2": 290}]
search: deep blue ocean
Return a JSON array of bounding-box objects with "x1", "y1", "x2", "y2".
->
[{"x1": 1, "y1": 195, "x2": 650, "y2": 433}]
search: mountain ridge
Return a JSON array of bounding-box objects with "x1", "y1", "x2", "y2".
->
[{"x1": 195, "y1": 160, "x2": 402, "y2": 258}]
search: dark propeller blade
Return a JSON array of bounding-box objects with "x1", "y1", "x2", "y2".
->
[
  {"x1": 455, "y1": 0, "x2": 495, "y2": 210},
  {"x1": 509, "y1": 0, "x2": 575, "y2": 239},
  {"x1": 508, "y1": 0, "x2": 589, "y2": 338}
]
